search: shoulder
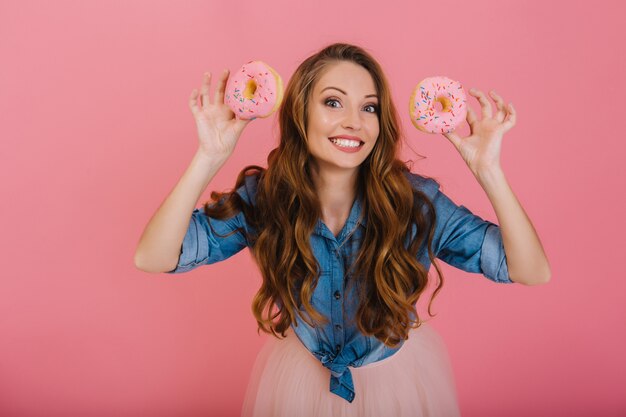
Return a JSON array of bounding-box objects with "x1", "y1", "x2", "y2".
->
[
  {"x1": 235, "y1": 171, "x2": 261, "y2": 206},
  {"x1": 402, "y1": 170, "x2": 442, "y2": 201}
]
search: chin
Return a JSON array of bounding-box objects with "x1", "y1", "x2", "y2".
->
[{"x1": 326, "y1": 160, "x2": 365, "y2": 171}]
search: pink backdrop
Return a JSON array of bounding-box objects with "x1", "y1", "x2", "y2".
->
[{"x1": 1, "y1": 0, "x2": 624, "y2": 416}]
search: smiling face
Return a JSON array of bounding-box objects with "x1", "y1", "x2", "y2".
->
[{"x1": 305, "y1": 61, "x2": 380, "y2": 174}]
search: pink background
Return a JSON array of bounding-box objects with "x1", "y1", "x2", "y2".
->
[{"x1": 1, "y1": 0, "x2": 624, "y2": 416}]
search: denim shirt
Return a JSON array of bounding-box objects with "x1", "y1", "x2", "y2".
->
[{"x1": 166, "y1": 170, "x2": 513, "y2": 403}]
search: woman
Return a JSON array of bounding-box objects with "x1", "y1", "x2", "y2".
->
[{"x1": 134, "y1": 43, "x2": 551, "y2": 416}]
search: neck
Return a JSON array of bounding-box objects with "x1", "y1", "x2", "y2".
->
[{"x1": 309, "y1": 163, "x2": 359, "y2": 217}]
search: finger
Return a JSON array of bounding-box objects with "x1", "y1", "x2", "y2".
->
[
  {"x1": 214, "y1": 69, "x2": 229, "y2": 105},
  {"x1": 489, "y1": 90, "x2": 506, "y2": 122},
  {"x1": 189, "y1": 88, "x2": 200, "y2": 116},
  {"x1": 443, "y1": 130, "x2": 462, "y2": 149},
  {"x1": 234, "y1": 116, "x2": 252, "y2": 133},
  {"x1": 501, "y1": 103, "x2": 517, "y2": 132},
  {"x1": 469, "y1": 88, "x2": 493, "y2": 119},
  {"x1": 466, "y1": 106, "x2": 478, "y2": 134},
  {"x1": 200, "y1": 72, "x2": 212, "y2": 108}
]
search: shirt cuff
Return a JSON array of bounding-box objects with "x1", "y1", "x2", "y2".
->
[
  {"x1": 480, "y1": 224, "x2": 514, "y2": 283},
  {"x1": 166, "y1": 212, "x2": 209, "y2": 273}
]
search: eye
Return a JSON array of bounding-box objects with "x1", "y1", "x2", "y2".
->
[
  {"x1": 325, "y1": 98, "x2": 379, "y2": 114},
  {"x1": 325, "y1": 98, "x2": 341, "y2": 108},
  {"x1": 365, "y1": 104, "x2": 379, "y2": 114}
]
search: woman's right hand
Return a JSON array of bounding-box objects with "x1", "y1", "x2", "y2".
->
[{"x1": 188, "y1": 69, "x2": 251, "y2": 158}]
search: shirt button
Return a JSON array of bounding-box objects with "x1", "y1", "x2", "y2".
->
[
  {"x1": 336, "y1": 344, "x2": 341, "y2": 353},
  {"x1": 335, "y1": 324, "x2": 342, "y2": 330},
  {"x1": 334, "y1": 290, "x2": 341, "y2": 300}
]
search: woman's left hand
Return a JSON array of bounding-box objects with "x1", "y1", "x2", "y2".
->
[{"x1": 442, "y1": 89, "x2": 516, "y2": 176}]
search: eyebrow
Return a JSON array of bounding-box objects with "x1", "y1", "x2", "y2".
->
[{"x1": 321, "y1": 86, "x2": 378, "y2": 99}]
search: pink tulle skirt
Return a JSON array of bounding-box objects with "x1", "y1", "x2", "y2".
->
[{"x1": 240, "y1": 321, "x2": 461, "y2": 417}]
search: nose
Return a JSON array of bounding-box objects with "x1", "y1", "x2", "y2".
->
[{"x1": 341, "y1": 106, "x2": 362, "y2": 130}]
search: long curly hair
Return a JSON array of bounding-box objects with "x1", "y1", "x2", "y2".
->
[{"x1": 203, "y1": 43, "x2": 445, "y2": 348}]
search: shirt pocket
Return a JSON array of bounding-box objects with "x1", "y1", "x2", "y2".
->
[{"x1": 310, "y1": 268, "x2": 333, "y2": 313}]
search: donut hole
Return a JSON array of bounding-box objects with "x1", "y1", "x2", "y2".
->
[
  {"x1": 243, "y1": 79, "x2": 258, "y2": 99},
  {"x1": 435, "y1": 97, "x2": 452, "y2": 113}
]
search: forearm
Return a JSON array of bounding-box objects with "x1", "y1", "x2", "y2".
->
[
  {"x1": 475, "y1": 167, "x2": 551, "y2": 285},
  {"x1": 134, "y1": 149, "x2": 229, "y2": 272}
]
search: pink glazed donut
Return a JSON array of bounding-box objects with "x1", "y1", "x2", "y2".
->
[
  {"x1": 409, "y1": 76, "x2": 467, "y2": 134},
  {"x1": 224, "y1": 60, "x2": 284, "y2": 120}
]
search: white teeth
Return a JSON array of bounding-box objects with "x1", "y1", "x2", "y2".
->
[{"x1": 330, "y1": 138, "x2": 362, "y2": 147}]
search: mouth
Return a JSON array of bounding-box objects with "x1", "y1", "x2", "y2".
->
[
  {"x1": 328, "y1": 137, "x2": 365, "y2": 152},
  {"x1": 328, "y1": 137, "x2": 365, "y2": 147}
]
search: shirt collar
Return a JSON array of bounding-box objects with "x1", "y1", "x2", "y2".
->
[{"x1": 314, "y1": 188, "x2": 367, "y2": 240}]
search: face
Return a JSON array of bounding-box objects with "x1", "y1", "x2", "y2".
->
[{"x1": 305, "y1": 61, "x2": 380, "y2": 174}]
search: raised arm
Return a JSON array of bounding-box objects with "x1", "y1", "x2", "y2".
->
[
  {"x1": 134, "y1": 69, "x2": 250, "y2": 273},
  {"x1": 473, "y1": 166, "x2": 550, "y2": 285},
  {"x1": 442, "y1": 88, "x2": 551, "y2": 285},
  {"x1": 134, "y1": 150, "x2": 229, "y2": 273}
]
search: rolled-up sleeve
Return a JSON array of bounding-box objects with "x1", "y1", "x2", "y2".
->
[
  {"x1": 166, "y1": 174, "x2": 257, "y2": 274},
  {"x1": 480, "y1": 223, "x2": 512, "y2": 283},
  {"x1": 409, "y1": 173, "x2": 513, "y2": 284},
  {"x1": 435, "y1": 200, "x2": 512, "y2": 283},
  {"x1": 165, "y1": 207, "x2": 248, "y2": 274}
]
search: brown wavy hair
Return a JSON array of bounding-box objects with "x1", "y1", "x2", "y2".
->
[{"x1": 203, "y1": 43, "x2": 444, "y2": 348}]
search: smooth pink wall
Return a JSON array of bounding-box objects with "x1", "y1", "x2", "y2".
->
[{"x1": 1, "y1": 0, "x2": 624, "y2": 416}]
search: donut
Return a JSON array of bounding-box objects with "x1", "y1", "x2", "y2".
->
[
  {"x1": 409, "y1": 76, "x2": 467, "y2": 134},
  {"x1": 224, "y1": 60, "x2": 284, "y2": 120}
]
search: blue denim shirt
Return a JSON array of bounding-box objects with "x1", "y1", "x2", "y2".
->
[{"x1": 166, "y1": 170, "x2": 513, "y2": 403}]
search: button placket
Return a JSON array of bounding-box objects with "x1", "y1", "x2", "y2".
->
[{"x1": 332, "y1": 247, "x2": 344, "y2": 354}]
